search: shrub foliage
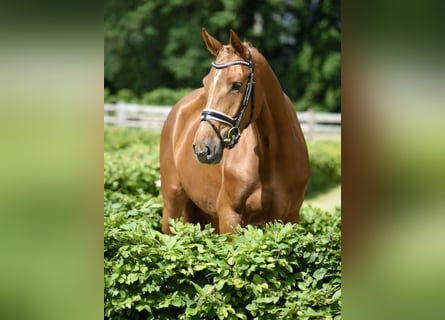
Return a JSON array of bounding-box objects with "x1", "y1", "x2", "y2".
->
[
  {"x1": 306, "y1": 140, "x2": 341, "y2": 197},
  {"x1": 104, "y1": 126, "x2": 341, "y2": 319}
]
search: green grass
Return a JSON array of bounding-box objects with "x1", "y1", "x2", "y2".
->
[{"x1": 304, "y1": 184, "x2": 341, "y2": 212}]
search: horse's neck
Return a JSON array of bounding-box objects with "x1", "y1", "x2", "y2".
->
[
  {"x1": 252, "y1": 65, "x2": 298, "y2": 167},
  {"x1": 256, "y1": 67, "x2": 292, "y2": 136},
  {"x1": 254, "y1": 99, "x2": 289, "y2": 153}
]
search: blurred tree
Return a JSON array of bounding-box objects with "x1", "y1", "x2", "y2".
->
[{"x1": 104, "y1": 0, "x2": 340, "y2": 112}]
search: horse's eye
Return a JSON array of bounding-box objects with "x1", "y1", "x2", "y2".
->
[{"x1": 231, "y1": 82, "x2": 242, "y2": 91}]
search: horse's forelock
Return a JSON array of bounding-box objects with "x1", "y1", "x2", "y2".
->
[{"x1": 218, "y1": 43, "x2": 253, "y2": 61}]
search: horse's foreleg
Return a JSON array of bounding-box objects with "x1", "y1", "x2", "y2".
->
[
  {"x1": 161, "y1": 185, "x2": 188, "y2": 235},
  {"x1": 184, "y1": 201, "x2": 219, "y2": 231},
  {"x1": 217, "y1": 207, "x2": 242, "y2": 234}
]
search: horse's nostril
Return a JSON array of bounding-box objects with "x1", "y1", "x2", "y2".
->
[
  {"x1": 193, "y1": 143, "x2": 212, "y2": 161},
  {"x1": 193, "y1": 139, "x2": 223, "y2": 164}
]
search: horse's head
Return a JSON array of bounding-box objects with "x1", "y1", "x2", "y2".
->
[{"x1": 192, "y1": 28, "x2": 255, "y2": 164}]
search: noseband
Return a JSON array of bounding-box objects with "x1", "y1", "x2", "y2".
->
[{"x1": 200, "y1": 50, "x2": 255, "y2": 149}]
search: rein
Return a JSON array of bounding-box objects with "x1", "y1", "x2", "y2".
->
[{"x1": 200, "y1": 50, "x2": 255, "y2": 149}]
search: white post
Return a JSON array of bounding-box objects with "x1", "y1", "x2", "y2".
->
[
  {"x1": 116, "y1": 102, "x2": 126, "y2": 127},
  {"x1": 308, "y1": 108, "x2": 315, "y2": 140}
]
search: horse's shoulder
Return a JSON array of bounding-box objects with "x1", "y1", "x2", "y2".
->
[{"x1": 162, "y1": 88, "x2": 205, "y2": 150}]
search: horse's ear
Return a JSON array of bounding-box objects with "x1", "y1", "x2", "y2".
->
[
  {"x1": 229, "y1": 29, "x2": 247, "y2": 60},
  {"x1": 202, "y1": 27, "x2": 222, "y2": 57}
]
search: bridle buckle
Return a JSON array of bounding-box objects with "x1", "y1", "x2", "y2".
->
[{"x1": 223, "y1": 127, "x2": 240, "y2": 148}]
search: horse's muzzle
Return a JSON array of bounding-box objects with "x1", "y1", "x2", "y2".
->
[{"x1": 192, "y1": 140, "x2": 223, "y2": 164}]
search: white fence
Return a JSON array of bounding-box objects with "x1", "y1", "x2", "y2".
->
[{"x1": 104, "y1": 103, "x2": 341, "y2": 139}]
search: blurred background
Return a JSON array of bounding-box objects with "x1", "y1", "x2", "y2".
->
[{"x1": 104, "y1": 0, "x2": 340, "y2": 113}]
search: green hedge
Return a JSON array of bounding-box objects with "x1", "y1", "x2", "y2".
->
[
  {"x1": 104, "y1": 144, "x2": 160, "y2": 196},
  {"x1": 306, "y1": 140, "x2": 341, "y2": 197},
  {"x1": 104, "y1": 126, "x2": 161, "y2": 152},
  {"x1": 104, "y1": 206, "x2": 340, "y2": 320},
  {"x1": 104, "y1": 127, "x2": 341, "y2": 319}
]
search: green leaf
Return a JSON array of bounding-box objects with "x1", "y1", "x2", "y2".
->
[
  {"x1": 185, "y1": 306, "x2": 198, "y2": 316},
  {"x1": 188, "y1": 280, "x2": 204, "y2": 295},
  {"x1": 252, "y1": 274, "x2": 265, "y2": 284},
  {"x1": 171, "y1": 296, "x2": 185, "y2": 307},
  {"x1": 313, "y1": 268, "x2": 327, "y2": 280},
  {"x1": 332, "y1": 288, "x2": 341, "y2": 300},
  {"x1": 298, "y1": 282, "x2": 307, "y2": 290},
  {"x1": 233, "y1": 278, "x2": 243, "y2": 289}
]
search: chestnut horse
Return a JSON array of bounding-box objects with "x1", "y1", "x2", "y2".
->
[{"x1": 160, "y1": 28, "x2": 310, "y2": 234}]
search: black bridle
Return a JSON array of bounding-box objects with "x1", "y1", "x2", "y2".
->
[{"x1": 200, "y1": 50, "x2": 255, "y2": 149}]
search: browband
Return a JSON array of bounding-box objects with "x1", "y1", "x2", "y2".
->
[{"x1": 211, "y1": 60, "x2": 250, "y2": 69}]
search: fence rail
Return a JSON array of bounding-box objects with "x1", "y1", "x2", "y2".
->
[{"x1": 104, "y1": 103, "x2": 340, "y2": 139}]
